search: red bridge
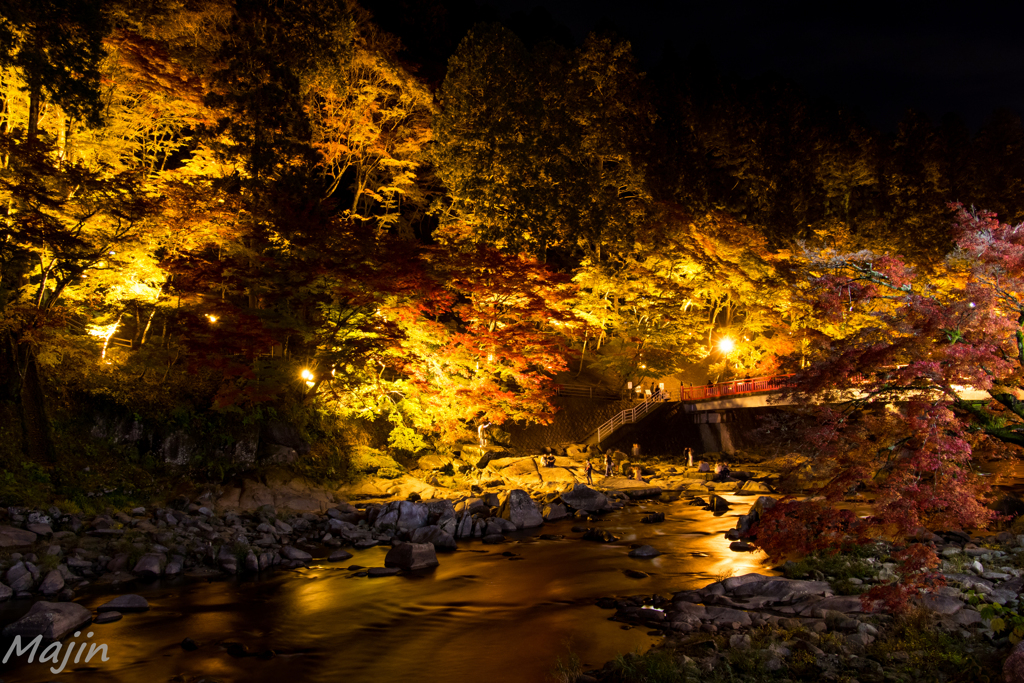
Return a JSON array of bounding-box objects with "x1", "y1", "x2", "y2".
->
[
  {"x1": 677, "y1": 374, "x2": 796, "y2": 401},
  {"x1": 556, "y1": 374, "x2": 797, "y2": 403}
]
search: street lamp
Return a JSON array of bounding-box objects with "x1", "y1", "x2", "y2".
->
[
  {"x1": 300, "y1": 368, "x2": 315, "y2": 388},
  {"x1": 717, "y1": 336, "x2": 735, "y2": 382}
]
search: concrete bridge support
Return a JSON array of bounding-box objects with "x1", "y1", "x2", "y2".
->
[{"x1": 695, "y1": 411, "x2": 735, "y2": 455}]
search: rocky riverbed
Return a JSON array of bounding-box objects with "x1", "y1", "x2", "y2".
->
[
  {"x1": 578, "y1": 524, "x2": 1024, "y2": 683},
  {"x1": 0, "y1": 468, "x2": 774, "y2": 682},
  {"x1": 1, "y1": 447, "x2": 1019, "y2": 682}
]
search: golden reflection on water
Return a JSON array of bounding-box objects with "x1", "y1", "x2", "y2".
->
[{"x1": 1, "y1": 494, "x2": 777, "y2": 683}]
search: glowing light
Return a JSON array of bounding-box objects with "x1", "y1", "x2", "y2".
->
[
  {"x1": 206, "y1": 314, "x2": 219, "y2": 324},
  {"x1": 87, "y1": 321, "x2": 121, "y2": 361},
  {"x1": 718, "y1": 336, "x2": 735, "y2": 353},
  {"x1": 301, "y1": 369, "x2": 314, "y2": 381},
  {"x1": 487, "y1": 354, "x2": 494, "y2": 362},
  {"x1": 969, "y1": 302, "x2": 976, "y2": 308},
  {"x1": 87, "y1": 322, "x2": 120, "y2": 339}
]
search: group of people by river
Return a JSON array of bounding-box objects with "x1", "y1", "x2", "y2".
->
[{"x1": 568, "y1": 445, "x2": 735, "y2": 486}]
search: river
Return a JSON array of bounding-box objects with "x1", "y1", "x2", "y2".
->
[{"x1": 1, "y1": 496, "x2": 772, "y2": 683}]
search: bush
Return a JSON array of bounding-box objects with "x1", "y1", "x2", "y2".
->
[{"x1": 610, "y1": 650, "x2": 685, "y2": 683}]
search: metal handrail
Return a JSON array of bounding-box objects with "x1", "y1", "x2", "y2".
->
[
  {"x1": 554, "y1": 383, "x2": 621, "y2": 400},
  {"x1": 594, "y1": 389, "x2": 665, "y2": 444}
]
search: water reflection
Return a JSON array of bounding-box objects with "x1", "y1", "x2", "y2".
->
[{"x1": 1, "y1": 495, "x2": 775, "y2": 683}]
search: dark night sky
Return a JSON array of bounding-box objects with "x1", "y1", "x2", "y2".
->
[{"x1": 485, "y1": 1, "x2": 1024, "y2": 131}]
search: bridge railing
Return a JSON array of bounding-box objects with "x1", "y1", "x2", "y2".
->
[
  {"x1": 554, "y1": 383, "x2": 621, "y2": 400},
  {"x1": 679, "y1": 374, "x2": 796, "y2": 401}
]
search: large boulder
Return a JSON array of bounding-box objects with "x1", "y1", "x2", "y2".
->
[
  {"x1": 261, "y1": 419, "x2": 310, "y2": 455},
  {"x1": 384, "y1": 543, "x2": 439, "y2": 571},
  {"x1": 6, "y1": 562, "x2": 35, "y2": 592},
  {"x1": 1, "y1": 601, "x2": 91, "y2": 641},
  {"x1": 0, "y1": 526, "x2": 37, "y2": 548},
  {"x1": 218, "y1": 470, "x2": 335, "y2": 512},
  {"x1": 475, "y1": 448, "x2": 514, "y2": 469},
  {"x1": 1005, "y1": 638, "x2": 1024, "y2": 682},
  {"x1": 410, "y1": 525, "x2": 457, "y2": 551},
  {"x1": 704, "y1": 494, "x2": 731, "y2": 513},
  {"x1": 281, "y1": 546, "x2": 312, "y2": 562},
  {"x1": 499, "y1": 490, "x2": 544, "y2": 529},
  {"x1": 737, "y1": 480, "x2": 775, "y2": 495},
  {"x1": 396, "y1": 501, "x2": 430, "y2": 531},
  {"x1": 484, "y1": 517, "x2": 518, "y2": 535},
  {"x1": 38, "y1": 569, "x2": 64, "y2": 595},
  {"x1": 160, "y1": 430, "x2": 200, "y2": 466},
  {"x1": 751, "y1": 496, "x2": 777, "y2": 517},
  {"x1": 542, "y1": 503, "x2": 569, "y2": 522},
  {"x1": 559, "y1": 484, "x2": 609, "y2": 512},
  {"x1": 133, "y1": 553, "x2": 166, "y2": 577},
  {"x1": 565, "y1": 444, "x2": 590, "y2": 461}
]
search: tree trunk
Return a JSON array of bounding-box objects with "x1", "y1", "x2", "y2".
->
[
  {"x1": 27, "y1": 72, "x2": 42, "y2": 144},
  {"x1": 0, "y1": 332, "x2": 18, "y2": 401},
  {"x1": 19, "y1": 345, "x2": 56, "y2": 470}
]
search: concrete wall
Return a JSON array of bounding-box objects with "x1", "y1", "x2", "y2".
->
[{"x1": 506, "y1": 396, "x2": 631, "y2": 451}]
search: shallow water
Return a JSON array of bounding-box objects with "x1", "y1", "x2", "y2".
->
[{"x1": 0, "y1": 496, "x2": 772, "y2": 683}]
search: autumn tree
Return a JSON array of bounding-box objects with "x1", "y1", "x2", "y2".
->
[
  {"x1": 569, "y1": 204, "x2": 796, "y2": 386},
  {"x1": 303, "y1": 1, "x2": 434, "y2": 237},
  {"x1": 750, "y1": 205, "x2": 1024, "y2": 598},
  {"x1": 432, "y1": 26, "x2": 653, "y2": 260},
  {"x1": 0, "y1": 0, "x2": 107, "y2": 143}
]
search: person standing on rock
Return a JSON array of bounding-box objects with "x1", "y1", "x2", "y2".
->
[
  {"x1": 686, "y1": 447, "x2": 694, "y2": 468},
  {"x1": 604, "y1": 453, "x2": 613, "y2": 477},
  {"x1": 585, "y1": 460, "x2": 593, "y2": 484}
]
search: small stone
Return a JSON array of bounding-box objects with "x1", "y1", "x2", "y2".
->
[
  {"x1": 623, "y1": 569, "x2": 649, "y2": 579},
  {"x1": 728, "y1": 634, "x2": 751, "y2": 650},
  {"x1": 328, "y1": 550, "x2": 353, "y2": 562},
  {"x1": 181, "y1": 637, "x2": 199, "y2": 651},
  {"x1": 858, "y1": 622, "x2": 879, "y2": 636},
  {"x1": 628, "y1": 545, "x2": 661, "y2": 559},
  {"x1": 97, "y1": 594, "x2": 149, "y2": 613},
  {"x1": 367, "y1": 567, "x2": 401, "y2": 577},
  {"x1": 94, "y1": 611, "x2": 122, "y2": 624}
]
